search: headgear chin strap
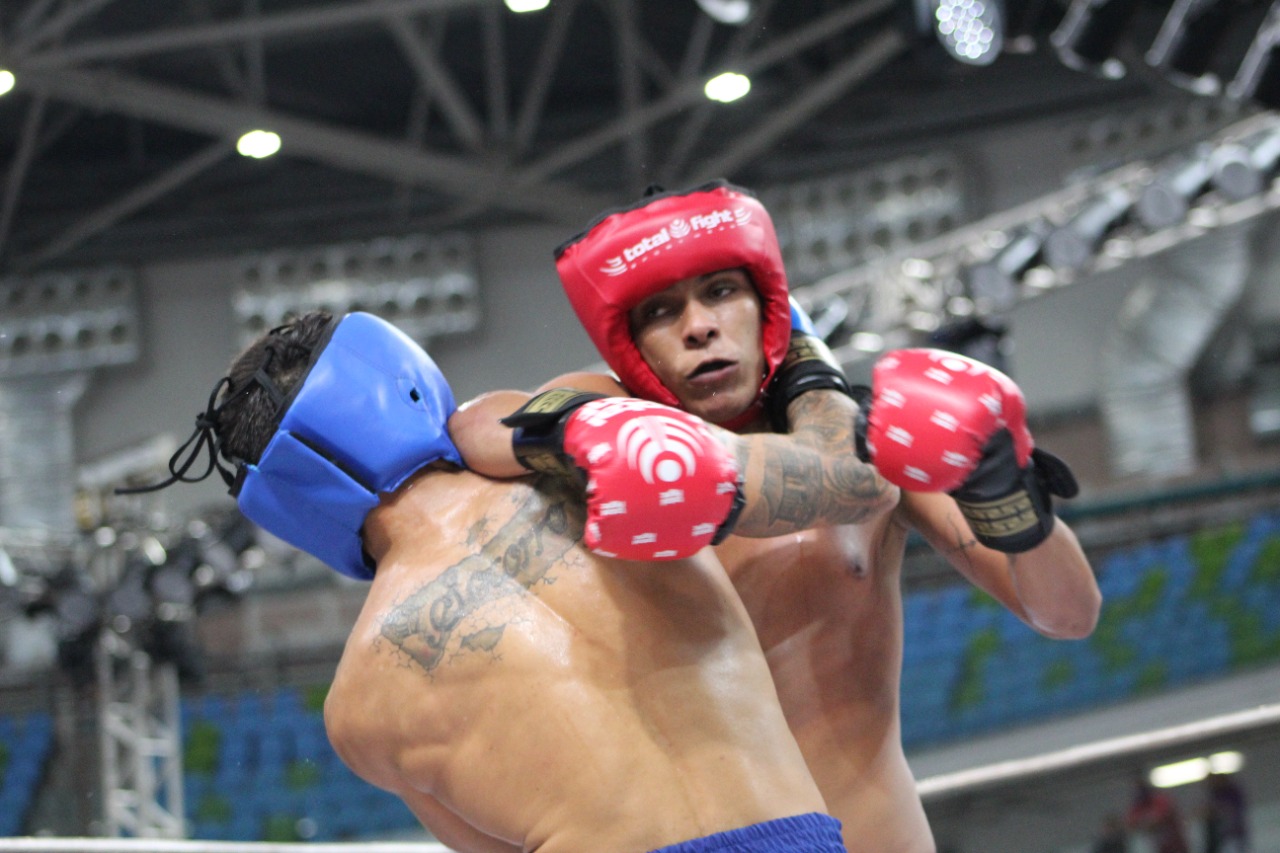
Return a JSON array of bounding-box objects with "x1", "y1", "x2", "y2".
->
[
  {"x1": 124, "y1": 312, "x2": 461, "y2": 581},
  {"x1": 555, "y1": 180, "x2": 791, "y2": 427}
]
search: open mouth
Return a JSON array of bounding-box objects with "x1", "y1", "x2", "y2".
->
[{"x1": 689, "y1": 359, "x2": 734, "y2": 379}]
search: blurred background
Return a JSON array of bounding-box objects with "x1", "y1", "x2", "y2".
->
[{"x1": 1, "y1": 0, "x2": 1280, "y2": 850}]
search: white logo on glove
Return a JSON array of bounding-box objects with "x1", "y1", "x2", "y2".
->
[
  {"x1": 930, "y1": 411, "x2": 959, "y2": 432},
  {"x1": 902, "y1": 465, "x2": 932, "y2": 484},
  {"x1": 924, "y1": 367, "x2": 954, "y2": 385},
  {"x1": 886, "y1": 425, "x2": 914, "y2": 447},
  {"x1": 617, "y1": 415, "x2": 704, "y2": 484}
]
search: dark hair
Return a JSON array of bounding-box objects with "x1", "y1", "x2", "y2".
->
[{"x1": 218, "y1": 310, "x2": 334, "y2": 465}]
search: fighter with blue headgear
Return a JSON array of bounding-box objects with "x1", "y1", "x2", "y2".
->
[{"x1": 122, "y1": 311, "x2": 462, "y2": 580}]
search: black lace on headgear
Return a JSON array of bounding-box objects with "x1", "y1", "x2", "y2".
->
[{"x1": 115, "y1": 326, "x2": 312, "y2": 496}]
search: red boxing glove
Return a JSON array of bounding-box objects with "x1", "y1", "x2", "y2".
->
[
  {"x1": 503, "y1": 392, "x2": 744, "y2": 560},
  {"x1": 866, "y1": 349, "x2": 1078, "y2": 553},
  {"x1": 565, "y1": 398, "x2": 743, "y2": 560},
  {"x1": 866, "y1": 349, "x2": 1031, "y2": 492}
]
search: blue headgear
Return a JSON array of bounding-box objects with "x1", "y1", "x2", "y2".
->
[{"x1": 123, "y1": 312, "x2": 462, "y2": 581}]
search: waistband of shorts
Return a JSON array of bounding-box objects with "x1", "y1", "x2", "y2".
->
[{"x1": 647, "y1": 812, "x2": 845, "y2": 853}]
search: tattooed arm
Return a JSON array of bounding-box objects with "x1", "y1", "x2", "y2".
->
[
  {"x1": 722, "y1": 389, "x2": 898, "y2": 538},
  {"x1": 449, "y1": 378, "x2": 896, "y2": 539}
]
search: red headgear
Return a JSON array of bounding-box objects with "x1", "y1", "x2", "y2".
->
[{"x1": 555, "y1": 181, "x2": 791, "y2": 422}]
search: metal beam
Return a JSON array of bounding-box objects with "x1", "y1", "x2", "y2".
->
[
  {"x1": 16, "y1": 142, "x2": 233, "y2": 271},
  {"x1": 0, "y1": 95, "x2": 48, "y2": 265},
  {"x1": 609, "y1": 0, "x2": 648, "y2": 189},
  {"x1": 14, "y1": 66, "x2": 607, "y2": 223},
  {"x1": 18, "y1": 0, "x2": 124, "y2": 53},
  {"x1": 511, "y1": 0, "x2": 579, "y2": 156},
  {"x1": 384, "y1": 13, "x2": 487, "y2": 152},
  {"x1": 15, "y1": 0, "x2": 497, "y2": 66},
  {"x1": 513, "y1": 0, "x2": 899, "y2": 187},
  {"x1": 690, "y1": 27, "x2": 908, "y2": 182}
]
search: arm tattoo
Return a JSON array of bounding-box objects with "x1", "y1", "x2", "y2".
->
[
  {"x1": 734, "y1": 391, "x2": 891, "y2": 535},
  {"x1": 378, "y1": 479, "x2": 585, "y2": 674}
]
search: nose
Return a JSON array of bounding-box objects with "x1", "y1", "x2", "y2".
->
[{"x1": 681, "y1": 301, "x2": 719, "y2": 347}]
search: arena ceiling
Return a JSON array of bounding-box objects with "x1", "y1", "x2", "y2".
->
[{"x1": 0, "y1": 0, "x2": 1253, "y2": 273}]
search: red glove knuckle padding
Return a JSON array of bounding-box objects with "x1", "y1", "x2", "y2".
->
[
  {"x1": 563, "y1": 399, "x2": 739, "y2": 560},
  {"x1": 867, "y1": 349, "x2": 1033, "y2": 492}
]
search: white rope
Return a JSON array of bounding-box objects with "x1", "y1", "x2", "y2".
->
[
  {"x1": 5, "y1": 705, "x2": 1278, "y2": 850},
  {"x1": 916, "y1": 701, "x2": 1280, "y2": 799}
]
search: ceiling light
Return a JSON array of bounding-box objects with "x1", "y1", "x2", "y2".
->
[
  {"x1": 0, "y1": 70, "x2": 14, "y2": 96},
  {"x1": 505, "y1": 0, "x2": 550, "y2": 11},
  {"x1": 237, "y1": 130, "x2": 282, "y2": 159},
  {"x1": 704, "y1": 72, "x2": 751, "y2": 103},
  {"x1": 694, "y1": 0, "x2": 752, "y2": 25}
]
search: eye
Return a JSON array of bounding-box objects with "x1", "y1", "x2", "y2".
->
[
  {"x1": 635, "y1": 301, "x2": 673, "y2": 323},
  {"x1": 707, "y1": 277, "x2": 742, "y2": 299}
]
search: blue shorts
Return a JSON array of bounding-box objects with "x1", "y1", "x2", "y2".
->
[{"x1": 648, "y1": 813, "x2": 846, "y2": 853}]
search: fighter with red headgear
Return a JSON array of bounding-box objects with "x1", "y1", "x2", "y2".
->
[{"x1": 449, "y1": 180, "x2": 1101, "y2": 853}]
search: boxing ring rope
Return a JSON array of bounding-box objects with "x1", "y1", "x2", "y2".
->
[
  {"x1": 1, "y1": 703, "x2": 1276, "y2": 853},
  {"x1": 915, "y1": 701, "x2": 1280, "y2": 800}
]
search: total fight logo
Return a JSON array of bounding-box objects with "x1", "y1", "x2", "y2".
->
[{"x1": 599, "y1": 207, "x2": 753, "y2": 276}]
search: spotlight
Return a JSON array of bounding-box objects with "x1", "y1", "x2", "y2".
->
[
  {"x1": 1210, "y1": 124, "x2": 1280, "y2": 201},
  {"x1": 0, "y1": 71, "x2": 14, "y2": 97},
  {"x1": 1145, "y1": 0, "x2": 1233, "y2": 96},
  {"x1": 1050, "y1": 0, "x2": 1141, "y2": 80},
  {"x1": 505, "y1": 0, "x2": 549, "y2": 11},
  {"x1": 932, "y1": 0, "x2": 1004, "y2": 66},
  {"x1": 1226, "y1": 0, "x2": 1280, "y2": 108},
  {"x1": 1134, "y1": 146, "x2": 1215, "y2": 230},
  {"x1": 963, "y1": 221, "x2": 1051, "y2": 310},
  {"x1": 1042, "y1": 187, "x2": 1133, "y2": 271}
]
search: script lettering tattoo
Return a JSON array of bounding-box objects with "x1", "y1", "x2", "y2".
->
[{"x1": 379, "y1": 480, "x2": 585, "y2": 673}]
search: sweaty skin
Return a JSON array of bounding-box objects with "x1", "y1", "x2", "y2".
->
[
  {"x1": 449, "y1": 270, "x2": 1101, "y2": 853},
  {"x1": 324, "y1": 468, "x2": 829, "y2": 853}
]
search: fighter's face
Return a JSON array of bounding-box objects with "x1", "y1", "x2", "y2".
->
[{"x1": 628, "y1": 269, "x2": 765, "y2": 425}]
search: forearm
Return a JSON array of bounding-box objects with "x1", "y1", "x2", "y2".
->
[
  {"x1": 902, "y1": 491, "x2": 1099, "y2": 639},
  {"x1": 448, "y1": 390, "x2": 534, "y2": 478},
  {"x1": 729, "y1": 390, "x2": 898, "y2": 537},
  {"x1": 1006, "y1": 519, "x2": 1101, "y2": 639}
]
